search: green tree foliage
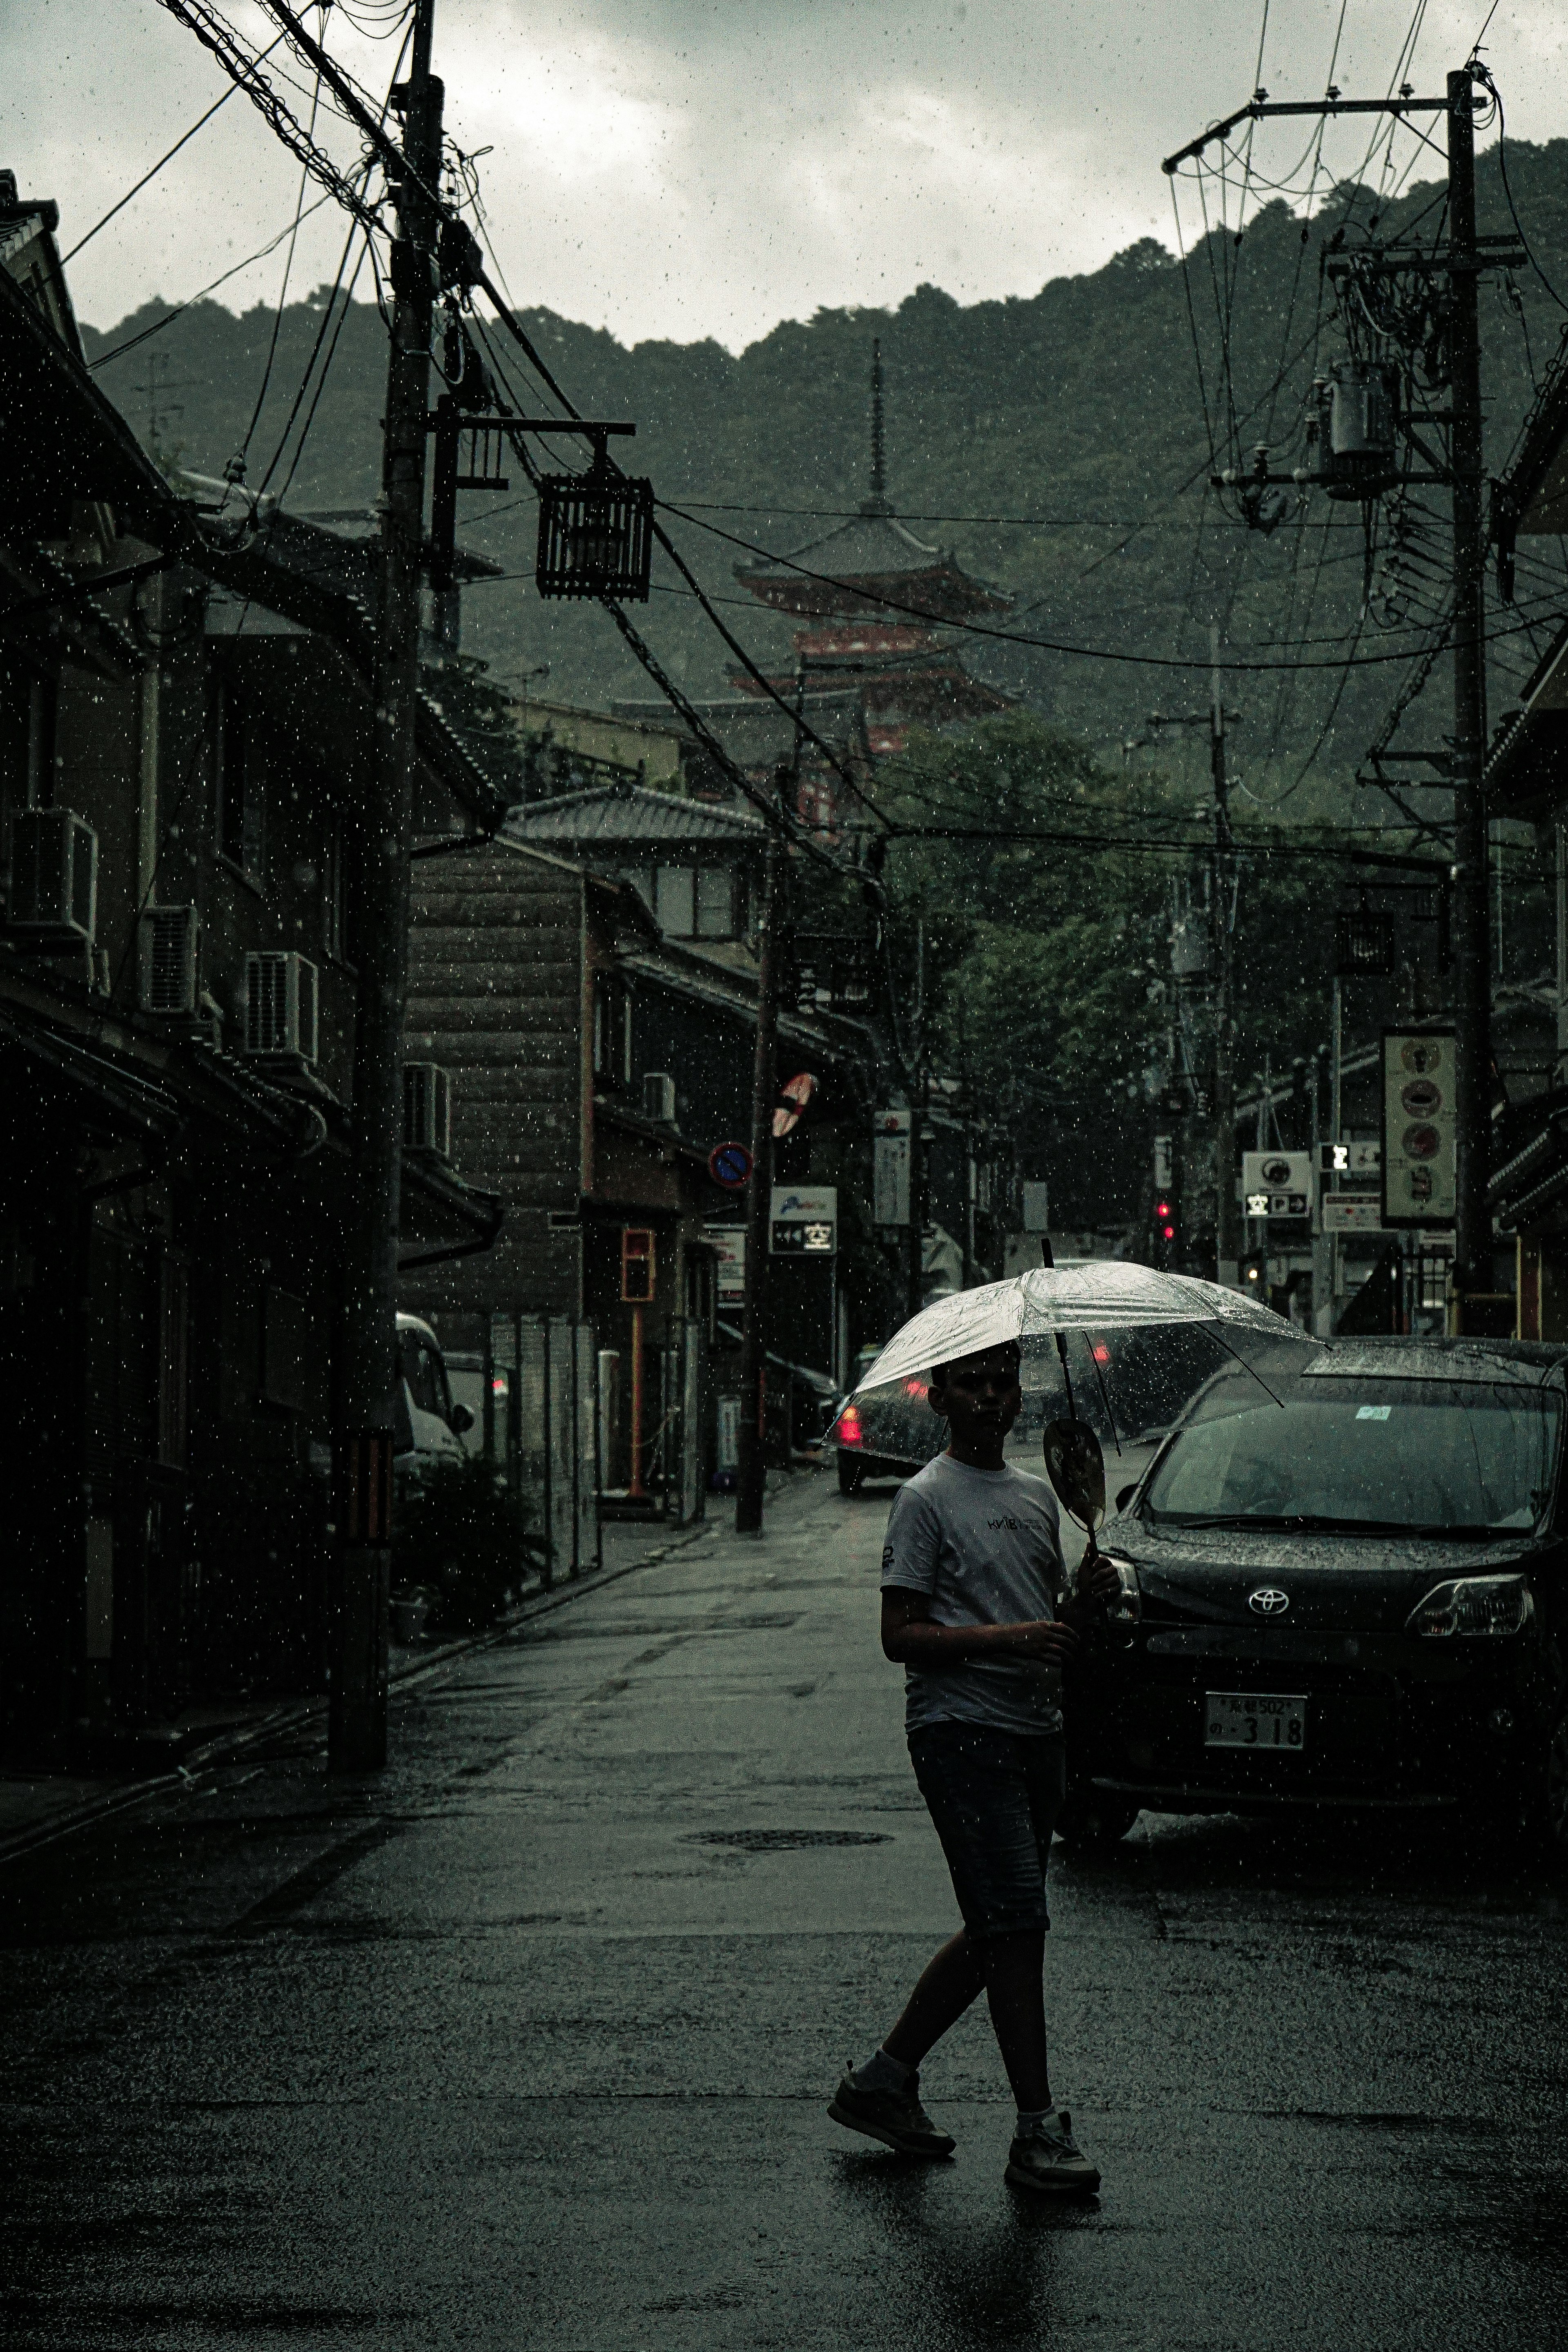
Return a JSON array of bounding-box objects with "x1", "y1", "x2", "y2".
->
[
  {"x1": 77, "y1": 145, "x2": 1568, "y2": 793},
  {"x1": 878, "y1": 716, "x2": 1368, "y2": 1223}
]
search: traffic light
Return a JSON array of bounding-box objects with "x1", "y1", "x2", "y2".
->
[
  {"x1": 1153, "y1": 1193, "x2": 1179, "y2": 1268},
  {"x1": 1242, "y1": 1248, "x2": 1269, "y2": 1296}
]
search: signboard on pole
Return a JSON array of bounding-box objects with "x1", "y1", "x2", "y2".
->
[
  {"x1": 1316, "y1": 1139, "x2": 1381, "y2": 1180},
  {"x1": 1382, "y1": 1031, "x2": 1456, "y2": 1228},
  {"x1": 704, "y1": 1224, "x2": 747, "y2": 1306},
  {"x1": 1241, "y1": 1150, "x2": 1312, "y2": 1220},
  {"x1": 1323, "y1": 1196, "x2": 1388, "y2": 1235},
  {"x1": 1021, "y1": 1182, "x2": 1051, "y2": 1233},
  {"x1": 771, "y1": 1185, "x2": 837, "y2": 1256},
  {"x1": 873, "y1": 1109, "x2": 911, "y2": 1226}
]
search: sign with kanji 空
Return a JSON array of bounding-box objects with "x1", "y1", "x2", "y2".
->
[
  {"x1": 771, "y1": 1185, "x2": 837, "y2": 1256},
  {"x1": 1382, "y1": 1031, "x2": 1456, "y2": 1228}
]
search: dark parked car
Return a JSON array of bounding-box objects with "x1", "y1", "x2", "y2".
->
[
  {"x1": 1063, "y1": 1337, "x2": 1568, "y2": 1855},
  {"x1": 831, "y1": 1361, "x2": 943, "y2": 1495}
]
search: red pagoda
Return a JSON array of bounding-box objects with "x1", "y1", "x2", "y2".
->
[{"x1": 733, "y1": 343, "x2": 1014, "y2": 766}]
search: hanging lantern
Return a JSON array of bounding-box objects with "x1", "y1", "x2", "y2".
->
[{"x1": 536, "y1": 432, "x2": 653, "y2": 601}]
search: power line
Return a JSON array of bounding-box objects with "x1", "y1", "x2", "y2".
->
[
  {"x1": 59, "y1": 35, "x2": 286, "y2": 265},
  {"x1": 85, "y1": 190, "x2": 341, "y2": 372},
  {"x1": 655, "y1": 501, "x2": 1541, "y2": 673}
]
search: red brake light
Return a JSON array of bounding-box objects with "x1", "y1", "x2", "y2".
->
[
  {"x1": 837, "y1": 1404, "x2": 864, "y2": 1448},
  {"x1": 1092, "y1": 1344, "x2": 1110, "y2": 1363}
]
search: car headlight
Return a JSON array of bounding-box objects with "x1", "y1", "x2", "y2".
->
[
  {"x1": 1405, "y1": 1573, "x2": 1533, "y2": 1639},
  {"x1": 1100, "y1": 1551, "x2": 1141, "y2": 1626}
]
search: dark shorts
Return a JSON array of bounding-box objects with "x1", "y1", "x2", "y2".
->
[{"x1": 908, "y1": 1721, "x2": 1067, "y2": 1939}]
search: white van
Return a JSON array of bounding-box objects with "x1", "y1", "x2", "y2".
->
[{"x1": 394, "y1": 1312, "x2": 473, "y2": 1480}]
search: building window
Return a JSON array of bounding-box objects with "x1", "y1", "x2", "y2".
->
[
  {"x1": 654, "y1": 866, "x2": 695, "y2": 938},
  {"x1": 214, "y1": 680, "x2": 263, "y2": 875},
  {"x1": 593, "y1": 974, "x2": 633, "y2": 1090},
  {"x1": 695, "y1": 867, "x2": 738, "y2": 939}
]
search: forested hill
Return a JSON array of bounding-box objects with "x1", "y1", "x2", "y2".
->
[{"x1": 80, "y1": 140, "x2": 1568, "y2": 808}]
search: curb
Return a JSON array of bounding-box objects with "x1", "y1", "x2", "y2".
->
[{"x1": 0, "y1": 1515, "x2": 720, "y2": 1870}]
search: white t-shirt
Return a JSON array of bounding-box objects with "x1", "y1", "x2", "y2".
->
[{"x1": 880, "y1": 1451, "x2": 1068, "y2": 1737}]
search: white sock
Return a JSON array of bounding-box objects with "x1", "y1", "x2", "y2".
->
[
  {"x1": 1016, "y1": 2105, "x2": 1054, "y2": 2137},
  {"x1": 857, "y1": 2047, "x2": 914, "y2": 2092}
]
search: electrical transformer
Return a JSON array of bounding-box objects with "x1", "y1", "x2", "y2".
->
[{"x1": 1305, "y1": 361, "x2": 1401, "y2": 501}]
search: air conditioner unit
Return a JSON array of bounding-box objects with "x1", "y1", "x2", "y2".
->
[
  {"x1": 139, "y1": 906, "x2": 200, "y2": 1016},
  {"x1": 403, "y1": 1061, "x2": 451, "y2": 1158},
  {"x1": 244, "y1": 951, "x2": 318, "y2": 1063},
  {"x1": 7, "y1": 808, "x2": 97, "y2": 944},
  {"x1": 643, "y1": 1071, "x2": 677, "y2": 1125}
]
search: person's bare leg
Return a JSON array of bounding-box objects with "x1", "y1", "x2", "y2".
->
[
  {"x1": 982, "y1": 1927, "x2": 1051, "y2": 2111},
  {"x1": 880, "y1": 1929, "x2": 988, "y2": 2067}
]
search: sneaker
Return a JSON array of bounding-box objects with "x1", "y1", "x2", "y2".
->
[
  {"x1": 1004, "y1": 2108, "x2": 1100, "y2": 2195},
  {"x1": 827, "y1": 2063, "x2": 956, "y2": 2158}
]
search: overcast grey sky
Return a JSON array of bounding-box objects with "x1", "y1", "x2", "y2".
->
[{"x1": 6, "y1": 2, "x2": 1564, "y2": 348}]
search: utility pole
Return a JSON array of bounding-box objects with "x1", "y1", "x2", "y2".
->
[
  {"x1": 1165, "y1": 64, "x2": 1516, "y2": 1317},
  {"x1": 1210, "y1": 622, "x2": 1239, "y2": 1287},
  {"x1": 736, "y1": 818, "x2": 785, "y2": 1536},
  {"x1": 904, "y1": 919, "x2": 927, "y2": 1322},
  {"x1": 330, "y1": 0, "x2": 442, "y2": 1768},
  {"x1": 1445, "y1": 67, "x2": 1491, "y2": 1305},
  {"x1": 1148, "y1": 644, "x2": 1241, "y2": 1285}
]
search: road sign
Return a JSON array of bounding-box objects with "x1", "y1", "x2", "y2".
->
[
  {"x1": 704, "y1": 1223, "x2": 746, "y2": 1305},
  {"x1": 708, "y1": 1141, "x2": 753, "y2": 1188},
  {"x1": 1382, "y1": 1031, "x2": 1456, "y2": 1228},
  {"x1": 1021, "y1": 1182, "x2": 1051, "y2": 1234},
  {"x1": 1242, "y1": 1150, "x2": 1312, "y2": 1220},
  {"x1": 1316, "y1": 1139, "x2": 1381, "y2": 1179},
  {"x1": 873, "y1": 1109, "x2": 911, "y2": 1226},
  {"x1": 771, "y1": 1185, "x2": 837, "y2": 1256}
]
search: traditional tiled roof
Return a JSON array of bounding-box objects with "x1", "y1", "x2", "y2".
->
[{"x1": 503, "y1": 783, "x2": 768, "y2": 850}]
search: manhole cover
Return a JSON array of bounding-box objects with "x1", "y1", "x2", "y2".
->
[{"x1": 686, "y1": 1829, "x2": 891, "y2": 1852}]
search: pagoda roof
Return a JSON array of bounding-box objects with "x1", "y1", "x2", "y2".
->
[{"x1": 735, "y1": 503, "x2": 1011, "y2": 622}]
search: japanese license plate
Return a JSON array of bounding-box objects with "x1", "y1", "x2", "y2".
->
[{"x1": 1204, "y1": 1691, "x2": 1308, "y2": 1750}]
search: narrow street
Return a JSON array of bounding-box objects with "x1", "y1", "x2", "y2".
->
[{"x1": 3, "y1": 1466, "x2": 1568, "y2": 2352}]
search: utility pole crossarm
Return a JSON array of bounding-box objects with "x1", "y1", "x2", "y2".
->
[{"x1": 1163, "y1": 94, "x2": 1450, "y2": 176}]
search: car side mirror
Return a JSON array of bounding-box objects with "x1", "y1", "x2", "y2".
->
[
  {"x1": 1115, "y1": 1482, "x2": 1137, "y2": 1513},
  {"x1": 449, "y1": 1403, "x2": 475, "y2": 1436}
]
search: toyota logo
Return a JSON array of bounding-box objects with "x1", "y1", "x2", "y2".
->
[{"x1": 1248, "y1": 1587, "x2": 1290, "y2": 1617}]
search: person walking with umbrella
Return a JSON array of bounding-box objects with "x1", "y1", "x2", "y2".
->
[{"x1": 827, "y1": 1336, "x2": 1119, "y2": 2195}]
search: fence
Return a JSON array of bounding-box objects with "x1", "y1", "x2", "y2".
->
[
  {"x1": 489, "y1": 1314, "x2": 601, "y2": 1586},
  {"x1": 653, "y1": 1318, "x2": 709, "y2": 1527}
]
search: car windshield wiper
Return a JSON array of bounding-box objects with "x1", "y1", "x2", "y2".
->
[{"x1": 1155, "y1": 1511, "x2": 1526, "y2": 1538}]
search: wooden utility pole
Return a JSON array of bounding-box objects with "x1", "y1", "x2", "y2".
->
[
  {"x1": 1445, "y1": 67, "x2": 1491, "y2": 1304},
  {"x1": 736, "y1": 822, "x2": 785, "y2": 1535},
  {"x1": 330, "y1": 0, "x2": 442, "y2": 1768},
  {"x1": 1210, "y1": 623, "x2": 1239, "y2": 1287}
]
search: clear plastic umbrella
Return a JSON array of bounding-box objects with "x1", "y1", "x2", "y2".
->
[{"x1": 850, "y1": 1261, "x2": 1305, "y2": 1398}]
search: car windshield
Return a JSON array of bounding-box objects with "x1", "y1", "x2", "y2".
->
[
  {"x1": 1142, "y1": 1381, "x2": 1561, "y2": 1535},
  {"x1": 399, "y1": 1331, "x2": 450, "y2": 1421}
]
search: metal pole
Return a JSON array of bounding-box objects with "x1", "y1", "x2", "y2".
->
[
  {"x1": 736, "y1": 823, "x2": 784, "y2": 1535},
  {"x1": 329, "y1": 0, "x2": 441, "y2": 1770},
  {"x1": 1211, "y1": 622, "x2": 1238, "y2": 1287},
  {"x1": 627, "y1": 1302, "x2": 646, "y2": 1501},
  {"x1": 906, "y1": 922, "x2": 927, "y2": 1321},
  {"x1": 1448, "y1": 65, "x2": 1492, "y2": 1305}
]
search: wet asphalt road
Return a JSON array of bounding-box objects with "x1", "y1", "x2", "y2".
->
[{"x1": 3, "y1": 1466, "x2": 1568, "y2": 2352}]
